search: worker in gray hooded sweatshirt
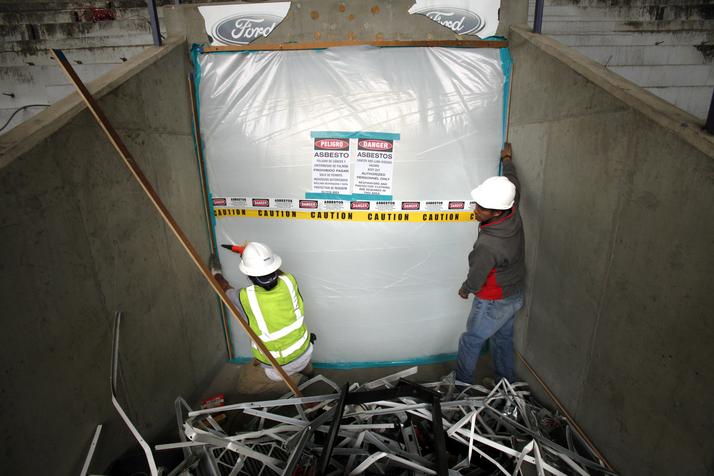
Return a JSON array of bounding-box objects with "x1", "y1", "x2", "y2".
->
[{"x1": 456, "y1": 142, "x2": 525, "y2": 384}]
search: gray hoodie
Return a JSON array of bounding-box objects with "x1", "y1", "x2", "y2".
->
[{"x1": 462, "y1": 160, "x2": 525, "y2": 299}]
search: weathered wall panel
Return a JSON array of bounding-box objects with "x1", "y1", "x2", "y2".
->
[
  {"x1": 0, "y1": 41, "x2": 225, "y2": 474},
  {"x1": 509, "y1": 25, "x2": 714, "y2": 475}
]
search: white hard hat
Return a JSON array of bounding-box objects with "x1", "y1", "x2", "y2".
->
[
  {"x1": 238, "y1": 242, "x2": 282, "y2": 277},
  {"x1": 470, "y1": 176, "x2": 516, "y2": 210}
]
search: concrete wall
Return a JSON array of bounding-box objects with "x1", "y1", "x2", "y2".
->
[
  {"x1": 164, "y1": 0, "x2": 528, "y2": 44},
  {"x1": 0, "y1": 1, "x2": 166, "y2": 134},
  {"x1": 0, "y1": 40, "x2": 226, "y2": 474},
  {"x1": 509, "y1": 25, "x2": 714, "y2": 475},
  {"x1": 527, "y1": 0, "x2": 714, "y2": 121}
]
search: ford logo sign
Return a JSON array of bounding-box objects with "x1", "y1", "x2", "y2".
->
[
  {"x1": 414, "y1": 8, "x2": 485, "y2": 36},
  {"x1": 213, "y1": 14, "x2": 283, "y2": 45}
]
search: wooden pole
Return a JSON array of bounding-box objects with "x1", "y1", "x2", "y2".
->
[
  {"x1": 187, "y1": 73, "x2": 234, "y2": 360},
  {"x1": 51, "y1": 48, "x2": 302, "y2": 397}
]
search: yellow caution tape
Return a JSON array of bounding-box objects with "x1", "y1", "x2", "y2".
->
[{"x1": 214, "y1": 208, "x2": 475, "y2": 223}]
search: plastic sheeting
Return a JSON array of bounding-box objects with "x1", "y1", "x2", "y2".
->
[{"x1": 196, "y1": 46, "x2": 507, "y2": 365}]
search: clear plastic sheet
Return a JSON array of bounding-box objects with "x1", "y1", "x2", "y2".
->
[{"x1": 197, "y1": 46, "x2": 506, "y2": 364}]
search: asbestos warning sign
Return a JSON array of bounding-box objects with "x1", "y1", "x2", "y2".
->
[
  {"x1": 311, "y1": 137, "x2": 351, "y2": 195},
  {"x1": 354, "y1": 137, "x2": 394, "y2": 197}
]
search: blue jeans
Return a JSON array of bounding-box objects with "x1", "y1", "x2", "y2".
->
[{"x1": 456, "y1": 291, "x2": 524, "y2": 384}]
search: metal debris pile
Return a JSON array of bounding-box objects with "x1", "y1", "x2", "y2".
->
[{"x1": 160, "y1": 367, "x2": 615, "y2": 475}]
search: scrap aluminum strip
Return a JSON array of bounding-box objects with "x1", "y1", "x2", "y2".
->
[
  {"x1": 343, "y1": 397, "x2": 484, "y2": 418},
  {"x1": 171, "y1": 371, "x2": 613, "y2": 476},
  {"x1": 185, "y1": 425, "x2": 284, "y2": 472},
  {"x1": 156, "y1": 441, "x2": 208, "y2": 451},
  {"x1": 467, "y1": 412, "x2": 477, "y2": 463},
  {"x1": 281, "y1": 427, "x2": 311, "y2": 476},
  {"x1": 279, "y1": 374, "x2": 343, "y2": 420},
  {"x1": 361, "y1": 366, "x2": 419, "y2": 389},
  {"x1": 227, "y1": 457, "x2": 244, "y2": 476},
  {"x1": 242, "y1": 408, "x2": 307, "y2": 426},
  {"x1": 455, "y1": 431, "x2": 568, "y2": 476},
  {"x1": 533, "y1": 441, "x2": 546, "y2": 476},
  {"x1": 227, "y1": 425, "x2": 304, "y2": 442},
  {"x1": 111, "y1": 312, "x2": 160, "y2": 476},
  {"x1": 80, "y1": 424, "x2": 102, "y2": 476},
  {"x1": 450, "y1": 433, "x2": 510, "y2": 476},
  {"x1": 188, "y1": 393, "x2": 337, "y2": 416},
  {"x1": 344, "y1": 430, "x2": 366, "y2": 474},
  {"x1": 241, "y1": 408, "x2": 398, "y2": 432},
  {"x1": 480, "y1": 403, "x2": 615, "y2": 473},
  {"x1": 512, "y1": 440, "x2": 536, "y2": 475},
  {"x1": 363, "y1": 431, "x2": 434, "y2": 468},
  {"x1": 324, "y1": 447, "x2": 371, "y2": 456},
  {"x1": 348, "y1": 451, "x2": 437, "y2": 475}
]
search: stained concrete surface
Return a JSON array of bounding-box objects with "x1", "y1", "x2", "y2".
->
[
  {"x1": 0, "y1": 41, "x2": 226, "y2": 474},
  {"x1": 509, "y1": 25, "x2": 714, "y2": 475},
  {"x1": 164, "y1": 0, "x2": 528, "y2": 45},
  {"x1": 527, "y1": 0, "x2": 714, "y2": 120}
]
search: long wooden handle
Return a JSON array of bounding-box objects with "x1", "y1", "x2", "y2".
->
[{"x1": 50, "y1": 48, "x2": 302, "y2": 397}]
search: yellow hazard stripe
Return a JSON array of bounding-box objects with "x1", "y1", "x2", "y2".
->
[{"x1": 214, "y1": 208, "x2": 475, "y2": 223}]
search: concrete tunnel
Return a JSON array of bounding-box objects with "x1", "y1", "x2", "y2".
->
[{"x1": 0, "y1": 1, "x2": 712, "y2": 475}]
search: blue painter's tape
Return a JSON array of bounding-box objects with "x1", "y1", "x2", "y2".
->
[
  {"x1": 499, "y1": 47, "x2": 512, "y2": 146},
  {"x1": 229, "y1": 353, "x2": 456, "y2": 369},
  {"x1": 313, "y1": 353, "x2": 456, "y2": 369},
  {"x1": 351, "y1": 194, "x2": 393, "y2": 201},
  {"x1": 191, "y1": 44, "x2": 204, "y2": 98},
  {"x1": 207, "y1": 193, "x2": 218, "y2": 241},
  {"x1": 305, "y1": 192, "x2": 354, "y2": 200},
  {"x1": 310, "y1": 131, "x2": 401, "y2": 141},
  {"x1": 305, "y1": 193, "x2": 394, "y2": 201},
  {"x1": 191, "y1": 46, "x2": 220, "y2": 249},
  {"x1": 191, "y1": 44, "x2": 231, "y2": 356},
  {"x1": 229, "y1": 357, "x2": 252, "y2": 365},
  {"x1": 499, "y1": 47, "x2": 513, "y2": 176}
]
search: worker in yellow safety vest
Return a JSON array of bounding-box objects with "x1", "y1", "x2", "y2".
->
[{"x1": 210, "y1": 242, "x2": 314, "y2": 381}]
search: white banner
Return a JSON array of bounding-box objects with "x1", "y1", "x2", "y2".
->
[
  {"x1": 408, "y1": 0, "x2": 500, "y2": 38},
  {"x1": 198, "y1": 2, "x2": 290, "y2": 46}
]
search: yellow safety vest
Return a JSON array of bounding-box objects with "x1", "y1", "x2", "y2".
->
[{"x1": 239, "y1": 273, "x2": 310, "y2": 365}]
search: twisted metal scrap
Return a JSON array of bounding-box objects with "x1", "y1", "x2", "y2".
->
[{"x1": 158, "y1": 368, "x2": 615, "y2": 476}]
